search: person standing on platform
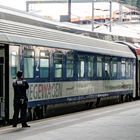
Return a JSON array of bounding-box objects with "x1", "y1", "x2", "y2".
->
[{"x1": 12, "y1": 70, "x2": 30, "y2": 127}]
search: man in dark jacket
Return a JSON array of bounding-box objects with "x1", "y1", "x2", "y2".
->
[{"x1": 12, "y1": 70, "x2": 30, "y2": 127}]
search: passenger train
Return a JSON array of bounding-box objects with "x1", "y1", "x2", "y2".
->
[{"x1": 0, "y1": 6, "x2": 140, "y2": 124}]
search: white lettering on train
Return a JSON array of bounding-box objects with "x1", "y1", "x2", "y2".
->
[{"x1": 27, "y1": 83, "x2": 62, "y2": 100}]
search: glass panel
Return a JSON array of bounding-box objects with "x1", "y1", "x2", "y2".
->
[
  {"x1": 40, "y1": 59, "x2": 49, "y2": 78},
  {"x1": 24, "y1": 49, "x2": 34, "y2": 78},
  {"x1": 121, "y1": 60, "x2": 126, "y2": 77},
  {"x1": 54, "y1": 51, "x2": 63, "y2": 78},
  {"x1": 126, "y1": 61, "x2": 131, "y2": 77},
  {"x1": 97, "y1": 62, "x2": 102, "y2": 77},
  {"x1": 24, "y1": 58, "x2": 34, "y2": 78},
  {"x1": 24, "y1": 49, "x2": 34, "y2": 57},
  {"x1": 97, "y1": 57, "x2": 102, "y2": 78},
  {"x1": 66, "y1": 53, "x2": 74, "y2": 78},
  {"x1": 112, "y1": 63, "x2": 117, "y2": 77},
  {"x1": 40, "y1": 51, "x2": 49, "y2": 57},
  {"x1": 105, "y1": 62, "x2": 110, "y2": 78},
  {"x1": 78, "y1": 56, "x2": 85, "y2": 78},
  {"x1": 66, "y1": 60, "x2": 74, "y2": 78},
  {"x1": 11, "y1": 51, "x2": 17, "y2": 79},
  {"x1": 88, "y1": 56, "x2": 93, "y2": 77},
  {"x1": 11, "y1": 67, "x2": 17, "y2": 79},
  {"x1": 55, "y1": 62, "x2": 62, "y2": 78}
]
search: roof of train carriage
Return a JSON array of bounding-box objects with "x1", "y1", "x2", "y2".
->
[
  {"x1": 117, "y1": 41, "x2": 140, "y2": 56},
  {"x1": 0, "y1": 19, "x2": 135, "y2": 58}
]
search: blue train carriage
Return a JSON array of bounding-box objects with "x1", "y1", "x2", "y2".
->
[
  {"x1": 0, "y1": 19, "x2": 136, "y2": 123},
  {"x1": 116, "y1": 41, "x2": 140, "y2": 99}
]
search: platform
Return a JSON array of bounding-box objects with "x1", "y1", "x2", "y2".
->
[{"x1": 0, "y1": 101, "x2": 140, "y2": 140}]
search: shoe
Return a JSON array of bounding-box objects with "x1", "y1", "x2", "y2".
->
[{"x1": 22, "y1": 124, "x2": 30, "y2": 128}]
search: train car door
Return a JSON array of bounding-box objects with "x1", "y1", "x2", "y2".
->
[
  {"x1": 138, "y1": 60, "x2": 140, "y2": 97},
  {"x1": 135, "y1": 48, "x2": 140, "y2": 98},
  {"x1": 0, "y1": 48, "x2": 5, "y2": 122}
]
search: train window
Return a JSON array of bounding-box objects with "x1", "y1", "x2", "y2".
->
[
  {"x1": 97, "y1": 57, "x2": 103, "y2": 78},
  {"x1": 121, "y1": 60, "x2": 126, "y2": 77},
  {"x1": 66, "y1": 52, "x2": 74, "y2": 78},
  {"x1": 24, "y1": 49, "x2": 34, "y2": 78},
  {"x1": 126, "y1": 61, "x2": 131, "y2": 78},
  {"x1": 105, "y1": 62, "x2": 110, "y2": 79},
  {"x1": 112, "y1": 58, "x2": 117, "y2": 78},
  {"x1": 78, "y1": 56, "x2": 85, "y2": 78},
  {"x1": 88, "y1": 56, "x2": 93, "y2": 77},
  {"x1": 104, "y1": 57, "x2": 110, "y2": 79},
  {"x1": 11, "y1": 51, "x2": 17, "y2": 79},
  {"x1": 54, "y1": 51, "x2": 63, "y2": 78},
  {"x1": 40, "y1": 51, "x2": 50, "y2": 78}
]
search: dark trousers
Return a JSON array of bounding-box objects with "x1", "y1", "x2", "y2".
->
[{"x1": 13, "y1": 101, "x2": 28, "y2": 126}]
